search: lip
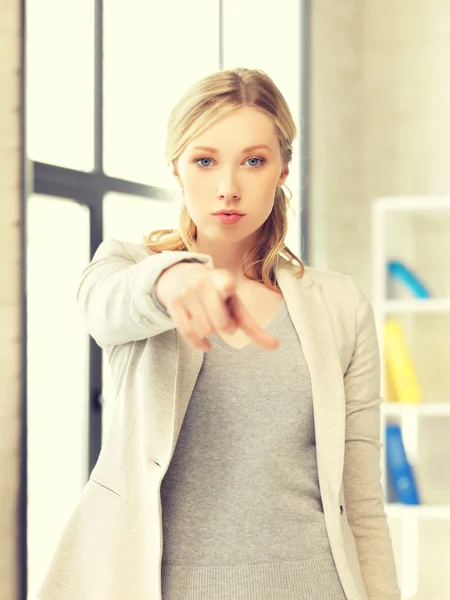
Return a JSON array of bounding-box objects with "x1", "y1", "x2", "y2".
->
[
  {"x1": 212, "y1": 210, "x2": 245, "y2": 216},
  {"x1": 212, "y1": 213, "x2": 245, "y2": 225}
]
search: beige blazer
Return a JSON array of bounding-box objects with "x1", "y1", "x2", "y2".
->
[{"x1": 37, "y1": 239, "x2": 401, "y2": 600}]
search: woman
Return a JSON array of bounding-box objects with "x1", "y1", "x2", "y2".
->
[{"x1": 37, "y1": 68, "x2": 400, "y2": 600}]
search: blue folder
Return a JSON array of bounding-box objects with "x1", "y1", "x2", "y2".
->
[
  {"x1": 387, "y1": 261, "x2": 431, "y2": 298},
  {"x1": 385, "y1": 423, "x2": 420, "y2": 505}
]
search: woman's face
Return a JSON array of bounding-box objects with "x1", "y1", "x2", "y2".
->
[{"x1": 174, "y1": 106, "x2": 289, "y2": 244}]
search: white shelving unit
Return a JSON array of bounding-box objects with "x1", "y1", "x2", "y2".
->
[{"x1": 372, "y1": 196, "x2": 450, "y2": 600}]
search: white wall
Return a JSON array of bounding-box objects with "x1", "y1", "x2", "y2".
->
[
  {"x1": 310, "y1": 1, "x2": 450, "y2": 597},
  {"x1": 0, "y1": 1, "x2": 21, "y2": 599}
]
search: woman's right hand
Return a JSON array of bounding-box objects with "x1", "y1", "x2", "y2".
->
[{"x1": 154, "y1": 261, "x2": 279, "y2": 351}]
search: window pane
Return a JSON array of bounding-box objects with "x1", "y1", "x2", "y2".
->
[
  {"x1": 103, "y1": 0, "x2": 220, "y2": 190},
  {"x1": 26, "y1": 0, "x2": 95, "y2": 170},
  {"x1": 103, "y1": 191, "x2": 180, "y2": 244},
  {"x1": 101, "y1": 192, "x2": 180, "y2": 438},
  {"x1": 223, "y1": 0, "x2": 302, "y2": 257},
  {"x1": 26, "y1": 195, "x2": 90, "y2": 599}
]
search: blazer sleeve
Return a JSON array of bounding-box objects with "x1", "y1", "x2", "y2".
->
[
  {"x1": 76, "y1": 238, "x2": 214, "y2": 348},
  {"x1": 343, "y1": 275, "x2": 402, "y2": 600}
]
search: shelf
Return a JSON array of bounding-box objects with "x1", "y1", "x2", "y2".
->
[
  {"x1": 383, "y1": 299, "x2": 450, "y2": 314},
  {"x1": 386, "y1": 503, "x2": 450, "y2": 519},
  {"x1": 382, "y1": 402, "x2": 450, "y2": 417},
  {"x1": 373, "y1": 196, "x2": 450, "y2": 598}
]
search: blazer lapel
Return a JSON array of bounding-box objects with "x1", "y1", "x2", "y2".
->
[
  {"x1": 276, "y1": 263, "x2": 346, "y2": 508},
  {"x1": 170, "y1": 335, "x2": 205, "y2": 455}
]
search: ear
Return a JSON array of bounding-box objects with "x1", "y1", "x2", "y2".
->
[
  {"x1": 277, "y1": 165, "x2": 289, "y2": 187},
  {"x1": 172, "y1": 162, "x2": 183, "y2": 188}
]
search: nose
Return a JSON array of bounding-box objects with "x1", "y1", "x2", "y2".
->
[
  {"x1": 219, "y1": 192, "x2": 240, "y2": 201},
  {"x1": 218, "y1": 183, "x2": 240, "y2": 200},
  {"x1": 217, "y1": 172, "x2": 241, "y2": 202}
]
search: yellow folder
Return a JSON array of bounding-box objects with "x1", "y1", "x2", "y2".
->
[
  {"x1": 384, "y1": 320, "x2": 423, "y2": 404},
  {"x1": 384, "y1": 361, "x2": 397, "y2": 403}
]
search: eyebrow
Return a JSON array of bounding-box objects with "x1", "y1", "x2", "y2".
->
[{"x1": 190, "y1": 144, "x2": 272, "y2": 154}]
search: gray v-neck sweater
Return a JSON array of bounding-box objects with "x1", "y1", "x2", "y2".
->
[{"x1": 160, "y1": 298, "x2": 347, "y2": 600}]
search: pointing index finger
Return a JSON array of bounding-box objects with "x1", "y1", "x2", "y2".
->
[{"x1": 227, "y1": 295, "x2": 280, "y2": 350}]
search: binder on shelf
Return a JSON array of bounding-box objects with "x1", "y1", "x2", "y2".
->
[
  {"x1": 385, "y1": 423, "x2": 421, "y2": 505},
  {"x1": 384, "y1": 320, "x2": 423, "y2": 404},
  {"x1": 384, "y1": 362, "x2": 397, "y2": 403},
  {"x1": 387, "y1": 260, "x2": 432, "y2": 298}
]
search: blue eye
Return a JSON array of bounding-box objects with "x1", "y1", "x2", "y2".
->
[
  {"x1": 196, "y1": 158, "x2": 213, "y2": 168},
  {"x1": 246, "y1": 157, "x2": 264, "y2": 168},
  {"x1": 194, "y1": 157, "x2": 265, "y2": 168}
]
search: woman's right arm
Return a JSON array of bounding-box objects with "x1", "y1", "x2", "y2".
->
[{"x1": 76, "y1": 238, "x2": 214, "y2": 348}]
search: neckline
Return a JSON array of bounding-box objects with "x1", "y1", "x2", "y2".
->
[{"x1": 208, "y1": 297, "x2": 287, "y2": 354}]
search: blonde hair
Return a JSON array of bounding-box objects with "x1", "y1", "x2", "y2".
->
[{"x1": 142, "y1": 67, "x2": 305, "y2": 291}]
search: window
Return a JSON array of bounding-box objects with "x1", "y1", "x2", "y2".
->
[
  {"x1": 24, "y1": 3, "x2": 307, "y2": 598},
  {"x1": 103, "y1": 0, "x2": 220, "y2": 188},
  {"x1": 26, "y1": 0, "x2": 95, "y2": 170},
  {"x1": 26, "y1": 195, "x2": 90, "y2": 599}
]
